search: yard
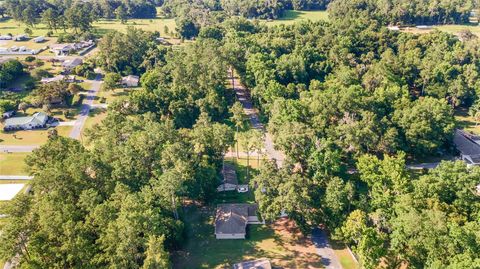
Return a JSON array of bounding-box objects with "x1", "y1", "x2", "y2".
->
[
  {"x1": 0, "y1": 126, "x2": 72, "y2": 145},
  {"x1": 173, "y1": 206, "x2": 324, "y2": 269},
  {"x1": 0, "y1": 153, "x2": 29, "y2": 175},
  {"x1": 455, "y1": 107, "x2": 480, "y2": 135},
  {"x1": 262, "y1": 10, "x2": 329, "y2": 26}
]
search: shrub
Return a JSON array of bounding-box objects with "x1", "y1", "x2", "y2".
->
[{"x1": 25, "y1": 56, "x2": 36, "y2": 62}]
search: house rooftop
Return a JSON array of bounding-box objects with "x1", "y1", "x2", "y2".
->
[
  {"x1": 233, "y1": 258, "x2": 272, "y2": 269},
  {"x1": 222, "y1": 163, "x2": 238, "y2": 185},
  {"x1": 4, "y1": 112, "x2": 48, "y2": 126},
  {"x1": 215, "y1": 204, "x2": 257, "y2": 235},
  {"x1": 453, "y1": 130, "x2": 480, "y2": 156}
]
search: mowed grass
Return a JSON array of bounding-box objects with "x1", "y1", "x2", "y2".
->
[
  {"x1": 435, "y1": 24, "x2": 480, "y2": 36},
  {"x1": 0, "y1": 126, "x2": 71, "y2": 145},
  {"x1": 262, "y1": 10, "x2": 329, "y2": 26},
  {"x1": 173, "y1": 207, "x2": 323, "y2": 269},
  {"x1": 0, "y1": 153, "x2": 29, "y2": 175},
  {"x1": 455, "y1": 107, "x2": 480, "y2": 135}
]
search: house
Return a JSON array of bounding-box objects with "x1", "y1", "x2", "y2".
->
[
  {"x1": 49, "y1": 43, "x2": 75, "y2": 55},
  {"x1": 215, "y1": 204, "x2": 263, "y2": 239},
  {"x1": 233, "y1": 259, "x2": 272, "y2": 269},
  {"x1": 387, "y1": 26, "x2": 400, "y2": 31},
  {"x1": 62, "y1": 58, "x2": 83, "y2": 71},
  {"x1": 33, "y1": 36, "x2": 45, "y2": 43},
  {"x1": 3, "y1": 112, "x2": 48, "y2": 131},
  {"x1": 121, "y1": 75, "x2": 140, "y2": 87},
  {"x1": 217, "y1": 163, "x2": 238, "y2": 192},
  {"x1": 13, "y1": 34, "x2": 28, "y2": 41},
  {"x1": 2, "y1": 111, "x2": 15, "y2": 119},
  {"x1": 453, "y1": 130, "x2": 480, "y2": 166},
  {"x1": 0, "y1": 35, "x2": 12, "y2": 40}
]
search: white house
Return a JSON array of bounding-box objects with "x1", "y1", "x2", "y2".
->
[
  {"x1": 0, "y1": 35, "x2": 12, "y2": 40},
  {"x1": 121, "y1": 75, "x2": 140, "y2": 87},
  {"x1": 215, "y1": 204, "x2": 263, "y2": 239},
  {"x1": 33, "y1": 36, "x2": 45, "y2": 43},
  {"x1": 50, "y1": 43, "x2": 75, "y2": 55},
  {"x1": 453, "y1": 130, "x2": 480, "y2": 166},
  {"x1": 217, "y1": 163, "x2": 238, "y2": 192},
  {"x1": 3, "y1": 112, "x2": 48, "y2": 131}
]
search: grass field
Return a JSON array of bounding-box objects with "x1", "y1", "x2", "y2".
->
[
  {"x1": 173, "y1": 207, "x2": 324, "y2": 269},
  {"x1": 262, "y1": 10, "x2": 329, "y2": 26},
  {"x1": 0, "y1": 126, "x2": 71, "y2": 145},
  {"x1": 0, "y1": 153, "x2": 29, "y2": 175}
]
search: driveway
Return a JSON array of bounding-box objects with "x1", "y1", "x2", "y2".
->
[
  {"x1": 69, "y1": 75, "x2": 102, "y2": 140},
  {"x1": 0, "y1": 145, "x2": 39, "y2": 153},
  {"x1": 312, "y1": 228, "x2": 343, "y2": 269}
]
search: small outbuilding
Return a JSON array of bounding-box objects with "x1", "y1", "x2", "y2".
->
[
  {"x1": 121, "y1": 75, "x2": 140, "y2": 87},
  {"x1": 33, "y1": 36, "x2": 45, "y2": 43},
  {"x1": 217, "y1": 163, "x2": 238, "y2": 192}
]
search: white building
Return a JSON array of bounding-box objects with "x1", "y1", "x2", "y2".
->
[
  {"x1": 3, "y1": 112, "x2": 48, "y2": 131},
  {"x1": 50, "y1": 43, "x2": 75, "y2": 56},
  {"x1": 33, "y1": 36, "x2": 45, "y2": 43},
  {"x1": 121, "y1": 75, "x2": 140, "y2": 87}
]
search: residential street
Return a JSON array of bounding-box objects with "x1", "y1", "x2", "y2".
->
[
  {"x1": 229, "y1": 68, "x2": 285, "y2": 167},
  {"x1": 69, "y1": 75, "x2": 102, "y2": 140},
  {"x1": 229, "y1": 68, "x2": 341, "y2": 269},
  {"x1": 0, "y1": 145, "x2": 39, "y2": 152}
]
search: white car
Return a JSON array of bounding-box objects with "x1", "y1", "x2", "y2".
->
[{"x1": 237, "y1": 185, "x2": 249, "y2": 193}]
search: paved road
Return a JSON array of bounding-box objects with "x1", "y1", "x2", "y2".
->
[
  {"x1": 312, "y1": 228, "x2": 343, "y2": 269},
  {"x1": 229, "y1": 69, "x2": 285, "y2": 167},
  {"x1": 0, "y1": 175, "x2": 33, "y2": 180},
  {"x1": 229, "y1": 68, "x2": 341, "y2": 268},
  {"x1": 69, "y1": 75, "x2": 102, "y2": 140},
  {"x1": 0, "y1": 145, "x2": 39, "y2": 153}
]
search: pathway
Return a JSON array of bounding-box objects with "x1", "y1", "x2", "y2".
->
[
  {"x1": 69, "y1": 75, "x2": 102, "y2": 140},
  {"x1": 229, "y1": 68, "x2": 341, "y2": 269},
  {"x1": 229, "y1": 68, "x2": 285, "y2": 167},
  {"x1": 0, "y1": 175, "x2": 33, "y2": 180}
]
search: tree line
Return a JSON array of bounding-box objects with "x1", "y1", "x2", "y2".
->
[
  {"x1": 3, "y1": 0, "x2": 158, "y2": 32},
  {"x1": 0, "y1": 33, "x2": 234, "y2": 268}
]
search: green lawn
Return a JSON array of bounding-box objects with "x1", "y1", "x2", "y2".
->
[
  {"x1": 0, "y1": 153, "x2": 29, "y2": 175},
  {"x1": 173, "y1": 206, "x2": 324, "y2": 269},
  {"x1": 0, "y1": 126, "x2": 71, "y2": 145},
  {"x1": 455, "y1": 107, "x2": 480, "y2": 135},
  {"x1": 435, "y1": 24, "x2": 480, "y2": 36},
  {"x1": 262, "y1": 10, "x2": 329, "y2": 26}
]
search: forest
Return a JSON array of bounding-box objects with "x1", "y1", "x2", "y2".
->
[{"x1": 1, "y1": 0, "x2": 480, "y2": 268}]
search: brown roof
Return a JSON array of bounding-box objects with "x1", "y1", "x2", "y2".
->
[
  {"x1": 222, "y1": 163, "x2": 238, "y2": 185},
  {"x1": 233, "y1": 258, "x2": 272, "y2": 269},
  {"x1": 215, "y1": 204, "x2": 258, "y2": 235},
  {"x1": 453, "y1": 130, "x2": 480, "y2": 156}
]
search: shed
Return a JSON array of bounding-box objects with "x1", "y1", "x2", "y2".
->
[
  {"x1": 33, "y1": 36, "x2": 45, "y2": 43},
  {"x1": 217, "y1": 163, "x2": 238, "y2": 192}
]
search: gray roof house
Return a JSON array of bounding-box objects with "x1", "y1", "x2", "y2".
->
[
  {"x1": 217, "y1": 163, "x2": 238, "y2": 192},
  {"x1": 121, "y1": 75, "x2": 140, "y2": 87},
  {"x1": 62, "y1": 58, "x2": 83, "y2": 71},
  {"x1": 215, "y1": 204, "x2": 262, "y2": 239},
  {"x1": 3, "y1": 112, "x2": 48, "y2": 131},
  {"x1": 233, "y1": 258, "x2": 272, "y2": 269},
  {"x1": 453, "y1": 130, "x2": 480, "y2": 166}
]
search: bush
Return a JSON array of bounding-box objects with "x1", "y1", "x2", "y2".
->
[
  {"x1": 57, "y1": 33, "x2": 76, "y2": 43},
  {"x1": 46, "y1": 31, "x2": 53, "y2": 37},
  {"x1": 25, "y1": 56, "x2": 36, "y2": 62},
  {"x1": 31, "y1": 69, "x2": 51, "y2": 80},
  {"x1": 70, "y1": 94, "x2": 84, "y2": 107}
]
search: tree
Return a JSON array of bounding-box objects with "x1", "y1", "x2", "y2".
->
[
  {"x1": 229, "y1": 101, "x2": 245, "y2": 160},
  {"x1": 143, "y1": 236, "x2": 171, "y2": 269},
  {"x1": 238, "y1": 129, "x2": 264, "y2": 179},
  {"x1": 103, "y1": 72, "x2": 122, "y2": 91},
  {"x1": 115, "y1": 6, "x2": 128, "y2": 24},
  {"x1": 0, "y1": 100, "x2": 15, "y2": 114},
  {"x1": 18, "y1": 102, "x2": 29, "y2": 113},
  {"x1": 469, "y1": 100, "x2": 480, "y2": 126}
]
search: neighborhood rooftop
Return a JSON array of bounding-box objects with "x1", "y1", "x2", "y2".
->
[
  {"x1": 453, "y1": 130, "x2": 480, "y2": 165},
  {"x1": 4, "y1": 112, "x2": 48, "y2": 127}
]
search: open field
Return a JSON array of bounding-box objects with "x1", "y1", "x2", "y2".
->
[
  {"x1": 0, "y1": 153, "x2": 29, "y2": 175},
  {"x1": 94, "y1": 87, "x2": 134, "y2": 104},
  {"x1": 262, "y1": 10, "x2": 329, "y2": 26},
  {"x1": 173, "y1": 206, "x2": 323, "y2": 269},
  {"x1": 0, "y1": 126, "x2": 71, "y2": 145}
]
